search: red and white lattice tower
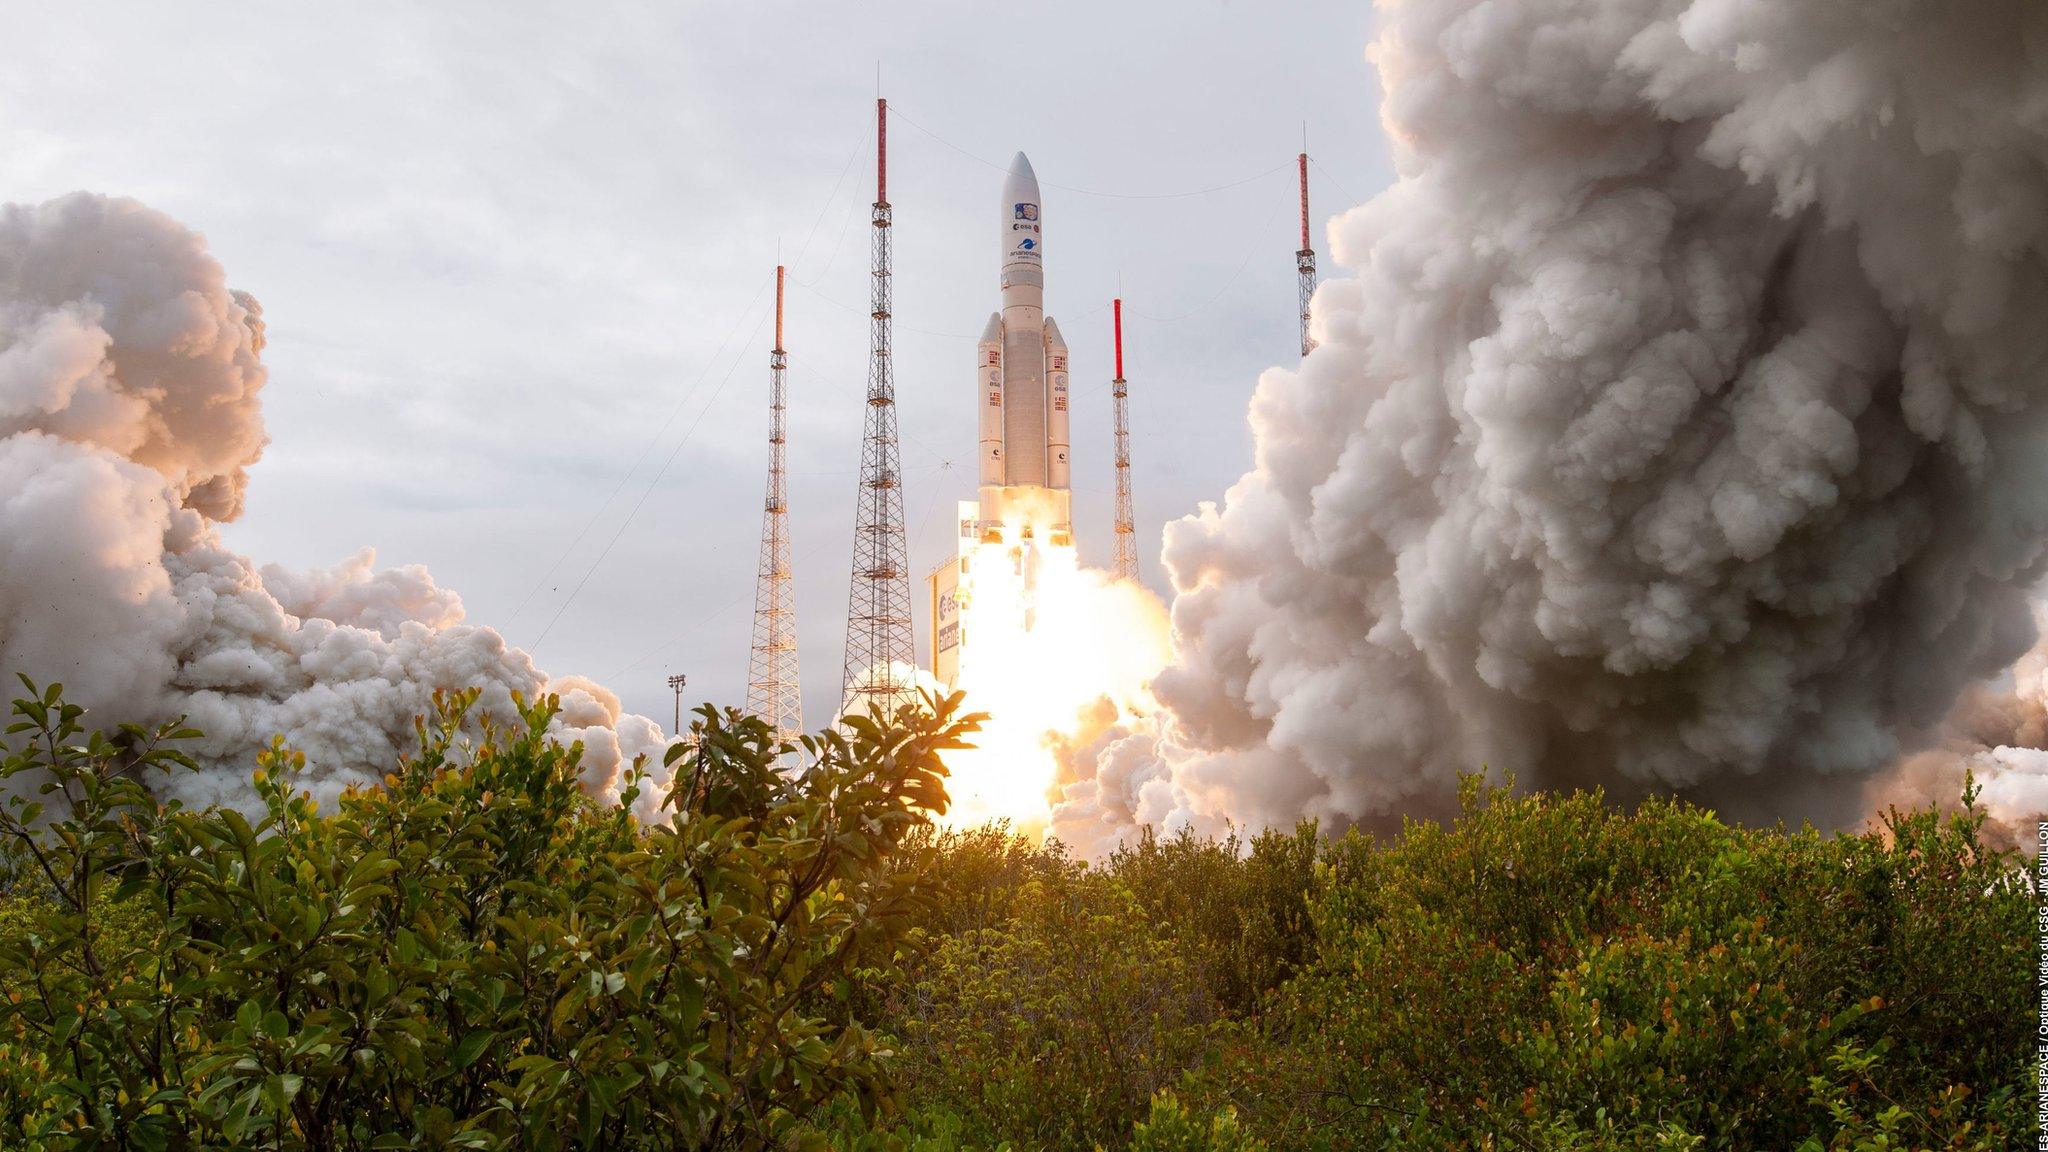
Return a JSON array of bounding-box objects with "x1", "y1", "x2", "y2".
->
[
  {"x1": 748, "y1": 265, "x2": 803, "y2": 748},
  {"x1": 1111, "y1": 298, "x2": 1138, "y2": 583},
  {"x1": 840, "y1": 98, "x2": 918, "y2": 715},
  {"x1": 1296, "y1": 151, "x2": 1317, "y2": 357}
]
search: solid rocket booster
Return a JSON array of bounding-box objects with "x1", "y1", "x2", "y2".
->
[
  {"x1": 980, "y1": 152, "x2": 1071, "y2": 541},
  {"x1": 978, "y1": 313, "x2": 1003, "y2": 488},
  {"x1": 1045, "y1": 315, "x2": 1069, "y2": 490}
]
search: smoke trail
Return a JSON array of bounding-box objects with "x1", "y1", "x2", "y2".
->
[
  {"x1": 1054, "y1": 0, "x2": 2048, "y2": 851},
  {"x1": 0, "y1": 193, "x2": 670, "y2": 815}
]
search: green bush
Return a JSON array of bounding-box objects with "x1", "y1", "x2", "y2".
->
[
  {"x1": 897, "y1": 822, "x2": 1082, "y2": 939},
  {"x1": 1224, "y1": 778, "x2": 2032, "y2": 1151},
  {"x1": 1102, "y1": 824, "x2": 1320, "y2": 1015},
  {"x1": 1125, "y1": 1092, "x2": 1264, "y2": 1152},
  {"x1": 0, "y1": 677, "x2": 981, "y2": 1151},
  {"x1": 887, "y1": 872, "x2": 1222, "y2": 1150}
]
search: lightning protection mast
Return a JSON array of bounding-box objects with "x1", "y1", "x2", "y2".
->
[
  {"x1": 748, "y1": 265, "x2": 803, "y2": 753},
  {"x1": 1297, "y1": 148, "x2": 1317, "y2": 357},
  {"x1": 840, "y1": 97, "x2": 917, "y2": 717},
  {"x1": 1111, "y1": 298, "x2": 1138, "y2": 583}
]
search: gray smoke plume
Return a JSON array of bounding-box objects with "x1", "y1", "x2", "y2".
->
[
  {"x1": 0, "y1": 193, "x2": 670, "y2": 815},
  {"x1": 1054, "y1": 0, "x2": 2048, "y2": 852}
]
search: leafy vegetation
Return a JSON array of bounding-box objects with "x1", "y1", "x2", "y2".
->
[
  {"x1": 0, "y1": 679, "x2": 2035, "y2": 1150},
  {"x1": 843, "y1": 788, "x2": 2032, "y2": 1150},
  {"x1": 1, "y1": 678, "x2": 977, "y2": 1150}
]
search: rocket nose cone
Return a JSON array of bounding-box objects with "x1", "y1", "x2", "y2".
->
[
  {"x1": 1041, "y1": 315, "x2": 1066, "y2": 350},
  {"x1": 1004, "y1": 152, "x2": 1041, "y2": 205}
]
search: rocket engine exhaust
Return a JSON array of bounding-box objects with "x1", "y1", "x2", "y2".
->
[{"x1": 925, "y1": 153, "x2": 1174, "y2": 834}]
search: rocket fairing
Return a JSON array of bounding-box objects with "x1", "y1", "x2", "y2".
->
[{"x1": 980, "y1": 152, "x2": 1072, "y2": 544}]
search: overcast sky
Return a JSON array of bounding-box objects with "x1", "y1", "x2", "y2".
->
[{"x1": 3, "y1": 0, "x2": 1394, "y2": 728}]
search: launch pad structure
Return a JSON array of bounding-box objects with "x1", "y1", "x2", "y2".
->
[
  {"x1": 1111, "y1": 298, "x2": 1137, "y2": 583},
  {"x1": 841, "y1": 98, "x2": 919, "y2": 715},
  {"x1": 1297, "y1": 150, "x2": 1317, "y2": 357},
  {"x1": 747, "y1": 265, "x2": 803, "y2": 748}
]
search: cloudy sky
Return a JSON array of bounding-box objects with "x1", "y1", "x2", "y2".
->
[{"x1": 3, "y1": 0, "x2": 1393, "y2": 727}]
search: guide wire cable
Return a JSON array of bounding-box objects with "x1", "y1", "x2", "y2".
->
[
  {"x1": 529, "y1": 302, "x2": 774, "y2": 656},
  {"x1": 508, "y1": 114, "x2": 879, "y2": 647},
  {"x1": 504, "y1": 270, "x2": 773, "y2": 632}
]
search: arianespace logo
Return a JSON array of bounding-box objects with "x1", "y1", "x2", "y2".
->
[
  {"x1": 1013, "y1": 203, "x2": 1038, "y2": 221},
  {"x1": 1019, "y1": 238, "x2": 1036, "y2": 251}
]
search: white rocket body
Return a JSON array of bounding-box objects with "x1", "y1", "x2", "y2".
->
[
  {"x1": 933, "y1": 152, "x2": 1071, "y2": 681},
  {"x1": 979, "y1": 152, "x2": 1071, "y2": 544}
]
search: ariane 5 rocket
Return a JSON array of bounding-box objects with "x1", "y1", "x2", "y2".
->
[
  {"x1": 976, "y1": 152, "x2": 1071, "y2": 546},
  {"x1": 928, "y1": 152, "x2": 1075, "y2": 684}
]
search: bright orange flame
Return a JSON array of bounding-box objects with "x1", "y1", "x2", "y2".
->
[{"x1": 940, "y1": 489, "x2": 1171, "y2": 835}]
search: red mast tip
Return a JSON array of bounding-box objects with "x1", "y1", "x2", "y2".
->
[
  {"x1": 1297, "y1": 153, "x2": 1311, "y2": 253},
  {"x1": 1113, "y1": 298, "x2": 1125, "y2": 380},
  {"x1": 876, "y1": 98, "x2": 888, "y2": 205}
]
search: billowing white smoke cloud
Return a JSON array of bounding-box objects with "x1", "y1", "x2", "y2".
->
[
  {"x1": 0, "y1": 193, "x2": 669, "y2": 814},
  {"x1": 1055, "y1": 0, "x2": 2048, "y2": 851}
]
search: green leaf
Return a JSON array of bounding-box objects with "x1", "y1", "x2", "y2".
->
[{"x1": 451, "y1": 1029, "x2": 494, "y2": 1071}]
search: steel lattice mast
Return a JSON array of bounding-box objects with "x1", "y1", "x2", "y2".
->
[
  {"x1": 1111, "y1": 298, "x2": 1138, "y2": 583},
  {"x1": 841, "y1": 97, "x2": 917, "y2": 715},
  {"x1": 1296, "y1": 150, "x2": 1317, "y2": 357},
  {"x1": 748, "y1": 265, "x2": 803, "y2": 747}
]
